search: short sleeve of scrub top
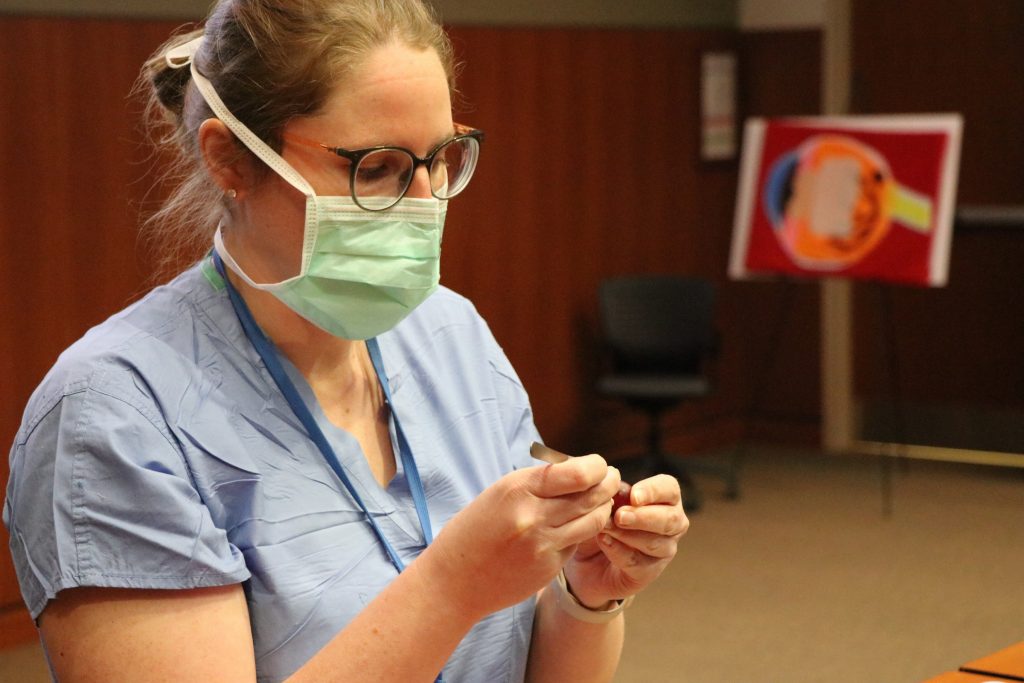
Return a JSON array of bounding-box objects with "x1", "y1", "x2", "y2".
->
[
  {"x1": 4, "y1": 261, "x2": 544, "y2": 683},
  {"x1": 5, "y1": 367, "x2": 252, "y2": 618}
]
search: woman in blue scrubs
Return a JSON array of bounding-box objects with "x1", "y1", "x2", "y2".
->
[{"x1": 3, "y1": 1, "x2": 688, "y2": 681}]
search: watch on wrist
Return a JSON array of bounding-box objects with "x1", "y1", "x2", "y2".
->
[{"x1": 551, "y1": 570, "x2": 634, "y2": 624}]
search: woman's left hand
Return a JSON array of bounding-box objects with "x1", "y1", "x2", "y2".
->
[{"x1": 562, "y1": 473, "x2": 689, "y2": 608}]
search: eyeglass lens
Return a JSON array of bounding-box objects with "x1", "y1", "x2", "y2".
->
[{"x1": 352, "y1": 136, "x2": 479, "y2": 209}]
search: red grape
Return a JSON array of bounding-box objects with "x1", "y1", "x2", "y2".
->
[{"x1": 612, "y1": 481, "x2": 632, "y2": 513}]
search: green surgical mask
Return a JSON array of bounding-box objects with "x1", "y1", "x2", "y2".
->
[
  {"x1": 213, "y1": 197, "x2": 444, "y2": 340},
  {"x1": 182, "y1": 37, "x2": 445, "y2": 340}
]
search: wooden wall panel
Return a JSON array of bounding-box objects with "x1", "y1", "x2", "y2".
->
[
  {"x1": 444, "y1": 26, "x2": 739, "y2": 451},
  {"x1": 445, "y1": 27, "x2": 823, "y2": 453},
  {"x1": 0, "y1": 15, "x2": 187, "y2": 645},
  {"x1": 0, "y1": 16, "x2": 823, "y2": 644},
  {"x1": 850, "y1": 1, "x2": 1024, "y2": 428}
]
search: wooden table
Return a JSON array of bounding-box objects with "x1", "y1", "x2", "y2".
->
[
  {"x1": 924, "y1": 642, "x2": 1024, "y2": 683},
  {"x1": 961, "y1": 642, "x2": 1024, "y2": 680},
  {"x1": 923, "y1": 672, "x2": 1017, "y2": 683}
]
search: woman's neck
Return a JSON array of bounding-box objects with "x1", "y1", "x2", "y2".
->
[
  {"x1": 225, "y1": 268, "x2": 365, "y2": 387},
  {"x1": 227, "y1": 268, "x2": 396, "y2": 486}
]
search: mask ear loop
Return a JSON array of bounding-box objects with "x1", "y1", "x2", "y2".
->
[{"x1": 162, "y1": 34, "x2": 319, "y2": 276}]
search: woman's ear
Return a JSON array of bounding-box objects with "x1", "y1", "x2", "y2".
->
[{"x1": 198, "y1": 118, "x2": 253, "y2": 200}]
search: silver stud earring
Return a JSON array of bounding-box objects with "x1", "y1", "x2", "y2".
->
[{"x1": 226, "y1": 189, "x2": 237, "y2": 199}]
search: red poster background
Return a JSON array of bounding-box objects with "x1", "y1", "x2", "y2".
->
[{"x1": 742, "y1": 121, "x2": 952, "y2": 286}]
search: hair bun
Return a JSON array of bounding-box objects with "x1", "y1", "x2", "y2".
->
[{"x1": 144, "y1": 29, "x2": 205, "y2": 119}]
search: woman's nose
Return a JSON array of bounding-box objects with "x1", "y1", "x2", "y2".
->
[{"x1": 405, "y1": 165, "x2": 434, "y2": 199}]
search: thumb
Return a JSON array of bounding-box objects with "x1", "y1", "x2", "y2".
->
[{"x1": 526, "y1": 453, "x2": 608, "y2": 498}]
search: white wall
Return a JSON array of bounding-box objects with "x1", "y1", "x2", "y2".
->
[{"x1": 738, "y1": 0, "x2": 827, "y2": 29}]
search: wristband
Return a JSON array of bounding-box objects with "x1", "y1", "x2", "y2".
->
[{"x1": 551, "y1": 570, "x2": 634, "y2": 624}]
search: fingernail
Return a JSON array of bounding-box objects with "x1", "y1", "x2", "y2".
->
[
  {"x1": 632, "y1": 489, "x2": 645, "y2": 507},
  {"x1": 600, "y1": 533, "x2": 614, "y2": 546},
  {"x1": 618, "y1": 510, "x2": 635, "y2": 527}
]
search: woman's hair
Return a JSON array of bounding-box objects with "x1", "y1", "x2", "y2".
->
[{"x1": 138, "y1": 0, "x2": 456, "y2": 277}]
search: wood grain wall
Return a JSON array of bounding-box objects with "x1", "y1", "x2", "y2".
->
[
  {"x1": 0, "y1": 17, "x2": 187, "y2": 645},
  {"x1": 849, "y1": 0, "x2": 1024, "y2": 446},
  {"x1": 0, "y1": 16, "x2": 821, "y2": 644}
]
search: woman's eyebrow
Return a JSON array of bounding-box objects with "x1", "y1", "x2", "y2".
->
[
  {"x1": 427, "y1": 127, "x2": 459, "y2": 150},
  {"x1": 331, "y1": 128, "x2": 457, "y2": 153}
]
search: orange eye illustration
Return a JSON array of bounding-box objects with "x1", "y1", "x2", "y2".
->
[{"x1": 762, "y1": 135, "x2": 932, "y2": 270}]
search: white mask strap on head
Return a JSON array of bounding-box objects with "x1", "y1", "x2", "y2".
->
[
  {"x1": 191, "y1": 65, "x2": 316, "y2": 198},
  {"x1": 164, "y1": 35, "x2": 204, "y2": 69},
  {"x1": 168, "y1": 35, "x2": 317, "y2": 282},
  {"x1": 165, "y1": 35, "x2": 316, "y2": 198}
]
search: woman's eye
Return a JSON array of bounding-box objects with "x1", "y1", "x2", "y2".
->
[
  {"x1": 355, "y1": 150, "x2": 410, "y2": 187},
  {"x1": 357, "y1": 163, "x2": 390, "y2": 182}
]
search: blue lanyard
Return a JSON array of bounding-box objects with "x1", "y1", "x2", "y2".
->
[
  {"x1": 214, "y1": 255, "x2": 445, "y2": 682},
  {"x1": 212, "y1": 253, "x2": 434, "y2": 571}
]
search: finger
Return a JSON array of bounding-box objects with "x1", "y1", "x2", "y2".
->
[
  {"x1": 614, "y1": 502, "x2": 689, "y2": 538},
  {"x1": 542, "y1": 467, "x2": 621, "y2": 526},
  {"x1": 528, "y1": 453, "x2": 609, "y2": 498},
  {"x1": 596, "y1": 532, "x2": 669, "y2": 578},
  {"x1": 572, "y1": 536, "x2": 604, "y2": 562},
  {"x1": 549, "y1": 499, "x2": 613, "y2": 551},
  {"x1": 602, "y1": 527, "x2": 681, "y2": 561},
  {"x1": 629, "y1": 473, "x2": 682, "y2": 507}
]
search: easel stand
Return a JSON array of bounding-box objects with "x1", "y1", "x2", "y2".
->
[
  {"x1": 822, "y1": 273, "x2": 1024, "y2": 503},
  {"x1": 874, "y1": 282, "x2": 908, "y2": 518},
  {"x1": 736, "y1": 279, "x2": 911, "y2": 517}
]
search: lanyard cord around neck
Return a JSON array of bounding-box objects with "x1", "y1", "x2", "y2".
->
[{"x1": 212, "y1": 253, "x2": 434, "y2": 573}]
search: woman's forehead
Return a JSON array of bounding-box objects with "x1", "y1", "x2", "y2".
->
[{"x1": 298, "y1": 43, "x2": 453, "y2": 148}]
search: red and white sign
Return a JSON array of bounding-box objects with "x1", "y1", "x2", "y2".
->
[{"x1": 728, "y1": 115, "x2": 963, "y2": 286}]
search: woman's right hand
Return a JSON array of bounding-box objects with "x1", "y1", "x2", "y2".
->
[{"x1": 422, "y1": 454, "x2": 621, "y2": 619}]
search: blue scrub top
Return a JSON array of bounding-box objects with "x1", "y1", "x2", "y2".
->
[{"x1": 4, "y1": 259, "x2": 543, "y2": 683}]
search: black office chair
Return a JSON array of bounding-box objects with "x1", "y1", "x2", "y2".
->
[{"x1": 597, "y1": 275, "x2": 739, "y2": 511}]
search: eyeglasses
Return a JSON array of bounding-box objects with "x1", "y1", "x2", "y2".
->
[{"x1": 282, "y1": 123, "x2": 484, "y2": 211}]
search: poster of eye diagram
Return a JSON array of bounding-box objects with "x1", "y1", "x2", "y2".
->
[{"x1": 728, "y1": 115, "x2": 963, "y2": 287}]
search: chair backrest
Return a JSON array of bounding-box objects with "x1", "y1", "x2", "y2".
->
[{"x1": 599, "y1": 275, "x2": 716, "y2": 374}]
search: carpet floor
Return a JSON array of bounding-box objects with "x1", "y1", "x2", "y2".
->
[{"x1": 615, "y1": 447, "x2": 1024, "y2": 682}]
